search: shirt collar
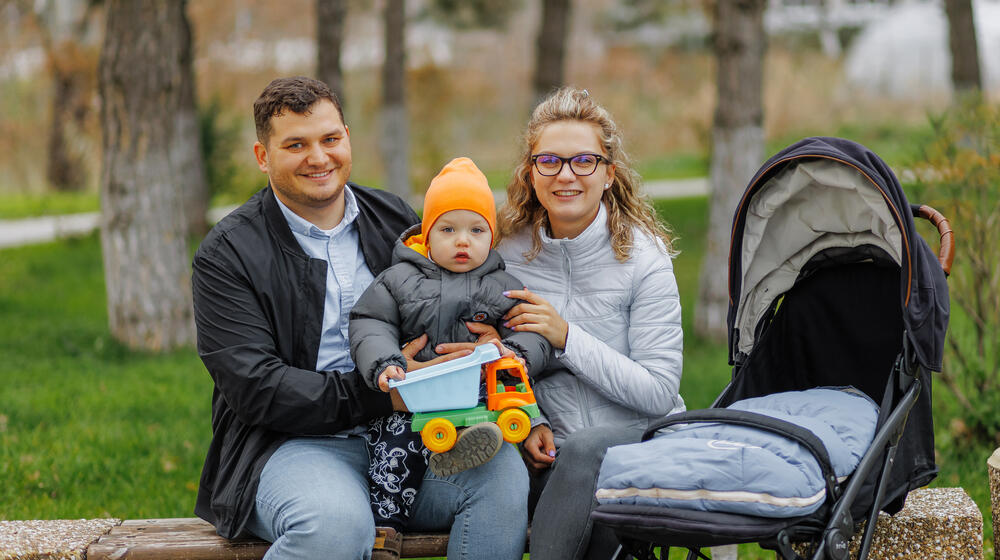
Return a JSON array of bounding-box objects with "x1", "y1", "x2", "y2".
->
[{"x1": 273, "y1": 185, "x2": 360, "y2": 239}]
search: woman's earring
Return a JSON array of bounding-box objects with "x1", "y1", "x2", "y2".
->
[{"x1": 603, "y1": 183, "x2": 611, "y2": 190}]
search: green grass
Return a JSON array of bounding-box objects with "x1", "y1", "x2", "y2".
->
[
  {"x1": 639, "y1": 153, "x2": 710, "y2": 181},
  {"x1": 0, "y1": 197, "x2": 992, "y2": 559},
  {"x1": 0, "y1": 192, "x2": 100, "y2": 219},
  {"x1": 765, "y1": 119, "x2": 937, "y2": 171},
  {"x1": 0, "y1": 235, "x2": 212, "y2": 519}
]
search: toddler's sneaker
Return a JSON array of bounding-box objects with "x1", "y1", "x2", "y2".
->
[{"x1": 428, "y1": 422, "x2": 503, "y2": 477}]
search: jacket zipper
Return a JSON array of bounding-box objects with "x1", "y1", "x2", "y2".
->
[{"x1": 560, "y1": 243, "x2": 590, "y2": 428}]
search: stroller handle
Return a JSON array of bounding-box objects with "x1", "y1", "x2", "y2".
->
[{"x1": 912, "y1": 204, "x2": 954, "y2": 276}]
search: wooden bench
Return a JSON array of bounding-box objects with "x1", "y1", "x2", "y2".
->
[
  {"x1": 0, "y1": 487, "x2": 980, "y2": 559},
  {"x1": 85, "y1": 518, "x2": 457, "y2": 559}
]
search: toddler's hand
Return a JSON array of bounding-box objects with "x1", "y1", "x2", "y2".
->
[
  {"x1": 490, "y1": 340, "x2": 515, "y2": 358},
  {"x1": 378, "y1": 365, "x2": 405, "y2": 392}
]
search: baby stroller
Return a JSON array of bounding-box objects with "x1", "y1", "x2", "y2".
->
[{"x1": 591, "y1": 137, "x2": 953, "y2": 560}]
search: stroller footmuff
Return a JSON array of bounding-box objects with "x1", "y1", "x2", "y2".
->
[
  {"x1": 597, "y1": 388, "x2": 879, "y2": 518},
  {"x1": 592, "y1": 137, "x2": 952, "y2": 560}
]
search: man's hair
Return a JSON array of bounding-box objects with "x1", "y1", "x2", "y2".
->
[{"x1": 253, "y1": 76, "x2": 345, "y2": 145}]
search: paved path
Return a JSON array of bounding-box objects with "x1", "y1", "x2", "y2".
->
[{"x1": 0, "y1": 177, "x2": 708, "y2": 249}]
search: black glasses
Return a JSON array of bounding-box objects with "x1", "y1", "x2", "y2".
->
[{"x1": 531, "y1": 153, "x2": 606, "y2": 176}]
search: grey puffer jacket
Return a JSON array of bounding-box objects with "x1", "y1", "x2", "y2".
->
[
  {"x1": 349, "y1": 225, "x2": 551, "y2": 389},
  {"x1": 496, "y1": 203, "x2": 685, "y2": 447}
]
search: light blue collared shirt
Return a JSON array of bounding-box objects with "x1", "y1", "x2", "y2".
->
[{"x1": 273, "y1": 187, "x2": 375, "y2": 374}]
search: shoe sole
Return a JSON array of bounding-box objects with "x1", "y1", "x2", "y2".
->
[{"x1": 428, "y1": 423, "x2": 503, "y2": 477}]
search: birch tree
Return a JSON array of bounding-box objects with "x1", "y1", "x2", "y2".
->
[
  {"x1": 316, "y1": 0, "x2": 347, "y2": 105},
  {"x1": 98, "y1": 0, "x2": 197, "y2": 350},
  {"x1": 532, "y1": 0, "x2": 571, "y2": 105},
  {"x1": 380, "y1": 0, "x2": 410, "y2": 201},
  {"x1": 943, "y1": 0, "x2": 982, "y2": 95},
  {"x1": 695, "y1": 0, "x2": 766, "y2": 342}
]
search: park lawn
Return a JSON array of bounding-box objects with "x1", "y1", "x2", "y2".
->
[
  {"x1": 0, "y1": 197, "x2": 992, "y2": 559},
  {"x1": 0, "y1": 191, "x2": 100, "y2": 220}
]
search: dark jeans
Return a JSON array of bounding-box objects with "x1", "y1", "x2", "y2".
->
[{"x1": 528, "y1": 425, "x2": 645, "y2": 560}]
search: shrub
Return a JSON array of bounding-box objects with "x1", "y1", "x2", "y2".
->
[
  {"x1": 910, "y1": 98, "x2": 1000, "y2": 444},
  {"x1": 198, "y1": 97, "x2": 258, "y2": 205}
]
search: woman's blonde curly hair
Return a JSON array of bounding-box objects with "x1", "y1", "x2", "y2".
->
[{"x1": 495, "y1": 87, "x2": 676, "y2": 262}]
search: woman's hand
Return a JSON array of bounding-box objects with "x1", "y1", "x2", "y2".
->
[
  {"x1": 502, "y1": 288, "x2": 569, "y2": 349},
  {"x1": 522, "y1": 424, "x2": 556, "y2": 474}
]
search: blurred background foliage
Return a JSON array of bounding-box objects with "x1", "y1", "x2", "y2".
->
[{"x1": 0, "y1": 0, "x2": 964, "y2": 208}]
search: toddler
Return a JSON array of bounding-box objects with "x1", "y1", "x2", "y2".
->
[{"x1": 349, "y1": 157, "x2": 550, "y2": 559}]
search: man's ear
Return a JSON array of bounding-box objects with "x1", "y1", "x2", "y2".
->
[{"x1": 253, "y1": 141, "x2": 269, "y2": 173}]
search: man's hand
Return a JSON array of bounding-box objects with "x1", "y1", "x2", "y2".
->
[
  {"x1": 389, "y1": 388, "x2": 409, "y2": 412},
  {"x1": 522, "y1": 424, "x2": 556, "y2": 474},
  {"x1": 432, "y1": 322, "x2": 501, "y2": 356},
  {"x1": 377, "y1": 365, "x2": 405, "y2": 392},
  {"x1": 401, "y1": 333, "x2": 472, "y2": 371}
]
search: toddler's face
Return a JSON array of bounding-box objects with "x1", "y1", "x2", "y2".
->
[{"x1": 427, "y1": 209, "x2": 492, "y2": 273}]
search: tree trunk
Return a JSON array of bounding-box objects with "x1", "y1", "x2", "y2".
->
[
  {"x1": 380, "y1": 0, "x2": 410, "y2": 201},
  {"x1": 34, "y1": 0, "x2": 99, "y2": 192},
  {"x1": 176, "y1": 4, "x2": 210, "y2": 236},
  {"x1": 532, "y1": 0, "x2": 571, "y2": 106},
  {"x1": 46, "y1": 48, "x2": 89, "y2": 192},
  {"x1": 817, "y1": 0, "x2": 842, "y2": 58},
  {"x1": 695, "y1": 0, "x2": 766, "y2": 342},
  {"x1": 943, "y1": 0, "x2": 982, "y2": 95},
  {"x1": 98, "y1": 0, "x2": 196, "y2": 351},
  {"x1": 316, "y1": 0, "x2": 347, "y2": 106}
]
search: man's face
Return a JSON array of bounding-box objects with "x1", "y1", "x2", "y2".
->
[
  {"x1": 427, "y1": 209, "x2": 492, "y2": 273},
  {"x1": 253, "y1": 99, "x2": 352, "y2": 226}
]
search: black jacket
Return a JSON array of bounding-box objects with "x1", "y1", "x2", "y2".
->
[{"x1": 191, "y1": 184, "x2": 419, "y2": 538}]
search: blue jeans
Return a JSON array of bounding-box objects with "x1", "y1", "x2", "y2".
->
[{"x1": 246, "y1": 435, "x2": 528, "y2": 560}]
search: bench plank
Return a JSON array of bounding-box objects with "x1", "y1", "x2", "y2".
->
[{"x1": 87, "y1": 518, "x2": 452, "y2": 559}]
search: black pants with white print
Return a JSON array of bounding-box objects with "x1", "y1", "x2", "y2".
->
[{"x1": 366, "y1": 412, "x2": 430, "y2": 531}]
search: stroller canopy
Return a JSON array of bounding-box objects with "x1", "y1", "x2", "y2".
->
[{"x1": 726, "y1": 137, "x2": 949, "y2": 373}]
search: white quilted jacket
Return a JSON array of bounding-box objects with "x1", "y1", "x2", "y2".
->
[{"x1": 496, "y1": 203, "x2": 685, "y2": 447}]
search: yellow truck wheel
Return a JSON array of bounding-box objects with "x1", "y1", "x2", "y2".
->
[
  {"x1": 497, "y1": 409, "x2": 531, "y2": 443},
  {"x1": 421, "y1": 418, "x2": 458, "y2": 453}
]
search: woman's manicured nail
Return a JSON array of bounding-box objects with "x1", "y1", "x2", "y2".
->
[
  {"x1": 502, "y1": 291, "x2": 510, "y2": 297},
  {"x1": 548, "y1": 450, "x2": 556, "y2": 457}
]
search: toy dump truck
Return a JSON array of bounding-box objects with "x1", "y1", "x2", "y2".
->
[{"x1": 388, "y1": 344, "x2": 540, "y2": 453}]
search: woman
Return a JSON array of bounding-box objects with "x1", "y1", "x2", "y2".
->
[{"x1": 495, "y1": 87, "x2": 685, "y2": 560}]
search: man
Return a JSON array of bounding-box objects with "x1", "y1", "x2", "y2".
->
[{"x1": 192, "y1": 77, "x2": 528, "y2": 560}]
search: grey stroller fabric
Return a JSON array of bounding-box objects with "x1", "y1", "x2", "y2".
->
[{"x1": 596, "y1": 387, "x2": 878, "y2": 518}]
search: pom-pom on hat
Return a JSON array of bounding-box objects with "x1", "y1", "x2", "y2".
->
[{"x1": 421, "y1": 157, "x2": 497, "y2": 244}]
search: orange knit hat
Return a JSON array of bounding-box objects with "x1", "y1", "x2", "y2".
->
[{"x1": 420, "y1": 157, "x2": 496, "y2": 244}]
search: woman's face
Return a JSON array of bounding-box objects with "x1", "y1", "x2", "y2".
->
[{"x1": 530, "y1": 120, "x2": 615, "y2": 240}]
